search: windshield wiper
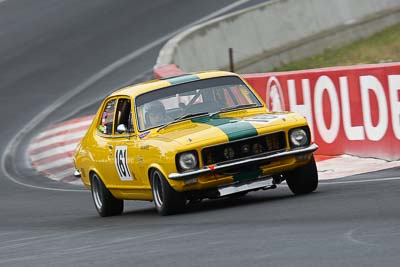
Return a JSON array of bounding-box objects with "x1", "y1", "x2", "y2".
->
[
  {"x1": 175, "y1": 112, "x2": 209, "y2": 121},
  {"x1": 210, "y1": 103, "x2": 260, "y2": 117},
  {"x1": 157, "y1": 112, "x2": 209, "y2": 132}
]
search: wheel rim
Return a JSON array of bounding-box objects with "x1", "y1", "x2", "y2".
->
[
  {"x1": 152, "y1": 173, "x2": 164, "y2": 208},
  {"x1": 92, "y1": 175, "x2": 103, "y2": 210}
]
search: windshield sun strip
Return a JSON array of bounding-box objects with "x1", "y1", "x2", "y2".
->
[{"x1": 134, "y1": 76, "x2": 262, "y2": 132}]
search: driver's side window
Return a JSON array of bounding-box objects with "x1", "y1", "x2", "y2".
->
[{"x1": 115, "y1": 98, "x2": 133, "y2": 134}]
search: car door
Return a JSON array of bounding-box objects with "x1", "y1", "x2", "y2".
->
[
  {"x1": 95, "y1": 97, "x2": 141, "y2": 188},
  {"x1": 108, "y1": 97, "x2": 142, "y2": 187}
]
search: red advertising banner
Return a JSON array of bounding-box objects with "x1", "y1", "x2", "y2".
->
[{"x1": 243, "y1": 63, "x2": 400, "y2": 160}]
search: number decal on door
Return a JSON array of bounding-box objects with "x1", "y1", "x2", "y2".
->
[{"x1": 115, "y1": 146, "x2": 133, "y2": 181}]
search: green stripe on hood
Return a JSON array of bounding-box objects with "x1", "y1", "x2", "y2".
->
[
  {"x1": 192, "y1": 116, "x2": 258, "y2": 141},
  {"x1": 165, "y1": 74, "x2": 199, "y2": 85}
]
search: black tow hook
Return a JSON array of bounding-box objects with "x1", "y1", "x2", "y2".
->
[{"x1": 262, "y1": 184, "x2": 277, "y2": 190}]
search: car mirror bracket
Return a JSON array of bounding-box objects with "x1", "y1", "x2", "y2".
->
[{"x1": 116, "y1": 124, "x2": 127, "y2": 134}]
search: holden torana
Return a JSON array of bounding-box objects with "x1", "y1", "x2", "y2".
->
[{"x1": 73, "y1": 71, "x2": 318, "y2": 216}]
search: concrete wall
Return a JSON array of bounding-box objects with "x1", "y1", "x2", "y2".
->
[{"x1": 155, "y1": 0, "x2": 400, "y2": 73}]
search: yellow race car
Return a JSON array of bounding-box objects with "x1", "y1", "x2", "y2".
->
[{"x1": 73, "y1": 71, "x2": 318, "y2": 216}]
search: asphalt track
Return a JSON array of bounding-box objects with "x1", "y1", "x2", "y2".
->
[{"x1": 0, "y1": 1, "x2": 399, "y2": 266}]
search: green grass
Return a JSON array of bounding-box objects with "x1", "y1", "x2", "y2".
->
[{"x1": 274, "y1": 22, "x2": 400, "y2": 71}]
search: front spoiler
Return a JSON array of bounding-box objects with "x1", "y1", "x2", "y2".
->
[
  {"x1": 217, "y1": 176, "x2": 275, "y2": 197},
  {"x1": 169, "y1": 143, "x2": 318, "y2": 180}
]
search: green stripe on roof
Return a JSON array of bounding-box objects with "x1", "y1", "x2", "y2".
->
[
  {"x1": 165, "y1": 74, "x2": 199, "y2": 85},
  {"x1": 192, "y1": 116, "x2": 258, "y2": 141}
]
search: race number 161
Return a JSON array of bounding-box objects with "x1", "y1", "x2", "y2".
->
[{"x1": 114, "y1": 146, "x2": 133, "y2": 181}]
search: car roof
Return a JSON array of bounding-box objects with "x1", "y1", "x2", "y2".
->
[{"x1": 109, "y1": 70, "x2": 239, "y2": 99}]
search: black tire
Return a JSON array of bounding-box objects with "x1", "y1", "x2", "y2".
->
[
  {"x1": 90, "y1": 173, "x2": 124, "y2": 217},
  {"x1": 150, "y1": 169, "x2": 186, "y2": 216},
  {"x1": 285, "y1": 155, "x2": 318, "y2": 195}
]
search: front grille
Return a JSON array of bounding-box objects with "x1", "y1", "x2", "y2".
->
[{"x1": 202, "y1": 132, "x2": 286, "y2": 165}]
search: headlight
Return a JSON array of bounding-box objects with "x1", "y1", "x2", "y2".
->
[
  {"x1": 290, "y1": 128, "x2": 308, "y2": 147},
  {"x1": 178, "y1": 151, "x2": 198, "y2": 171}
]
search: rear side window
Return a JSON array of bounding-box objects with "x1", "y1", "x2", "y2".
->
[{"x1": 99, "y1": 99, "x2": 116, "y2": 135}]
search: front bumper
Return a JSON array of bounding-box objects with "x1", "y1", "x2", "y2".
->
[
  {"x1": 217, "y1": 176, "x2": 275, "y2": 197},
  {"x1": 169, "y1": 143, "x2": 318, "y2": 180}
]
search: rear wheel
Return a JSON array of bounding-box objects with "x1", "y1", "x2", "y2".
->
[
  {"x1": 90, "y1": 173, "x2": 123, "y2": 217},
  {"x1": 150, "y1": 169, "x2": 186, "y2": 216},
  {"x1": 285, "y1": 155, "x2": 318, "y2": 195}
]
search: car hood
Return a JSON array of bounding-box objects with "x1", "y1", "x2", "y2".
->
[{"x1": 142, "y1": 111, "x2": 302, "y2": 146}]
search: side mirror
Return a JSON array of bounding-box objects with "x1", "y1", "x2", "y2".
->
[{"x1": 116, "y1": 124, "x2": 127, "y2": 134}]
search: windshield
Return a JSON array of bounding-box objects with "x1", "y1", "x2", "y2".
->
[{"x1": 135, "y1": 76, "x2": 262, "y2": 131}]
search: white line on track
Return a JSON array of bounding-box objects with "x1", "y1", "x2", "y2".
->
[
  {"x1": 320, "y1": 176, "x2": 400, "y2": 185},
  {"x1": 345, "y1": 229, "x2": 377, "y2": 247},
  {"x1": 0, "y1": 229, "x2": 110, "y2": 262},
  {"x1": 317, "y1": 155, "x2": 400, "y2": 180},
  {"x1": 28, "y1": 131, "x2": 86, "y2": 151},
  {"x1": 35, "y1": 158, "x2": 72, "y2": 172},
  {"x1": 1, "y1": 0, "x2": 253, "y2": 192},
  {"x1": 48, "y1": 167, "x2": 77, "y2": 180},
  {"x1": 35, "y1": 119, "x2": 92, "y2": 139},
  {"x1": 29, "y1": 143, "x2": 77, "y2": 161}
]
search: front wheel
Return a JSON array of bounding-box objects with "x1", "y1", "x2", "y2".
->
[
  {"x1": 285, "y1": 155, "x2": 318, "y2": 195},
  {"x1": 90, "y1": 173, "x2": 123, "y2": 217},
  {"x1": 150, "y1": 170, "x2": 186, "y2": 216}
]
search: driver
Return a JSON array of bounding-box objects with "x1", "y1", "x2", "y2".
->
[{"x1": 146, "y1": 101, "x2": 167, "y2": 127}]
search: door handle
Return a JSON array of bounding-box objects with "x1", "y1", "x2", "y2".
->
[{"x1": 109, "y1": 145, "x2": 113, "y2": 150}]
